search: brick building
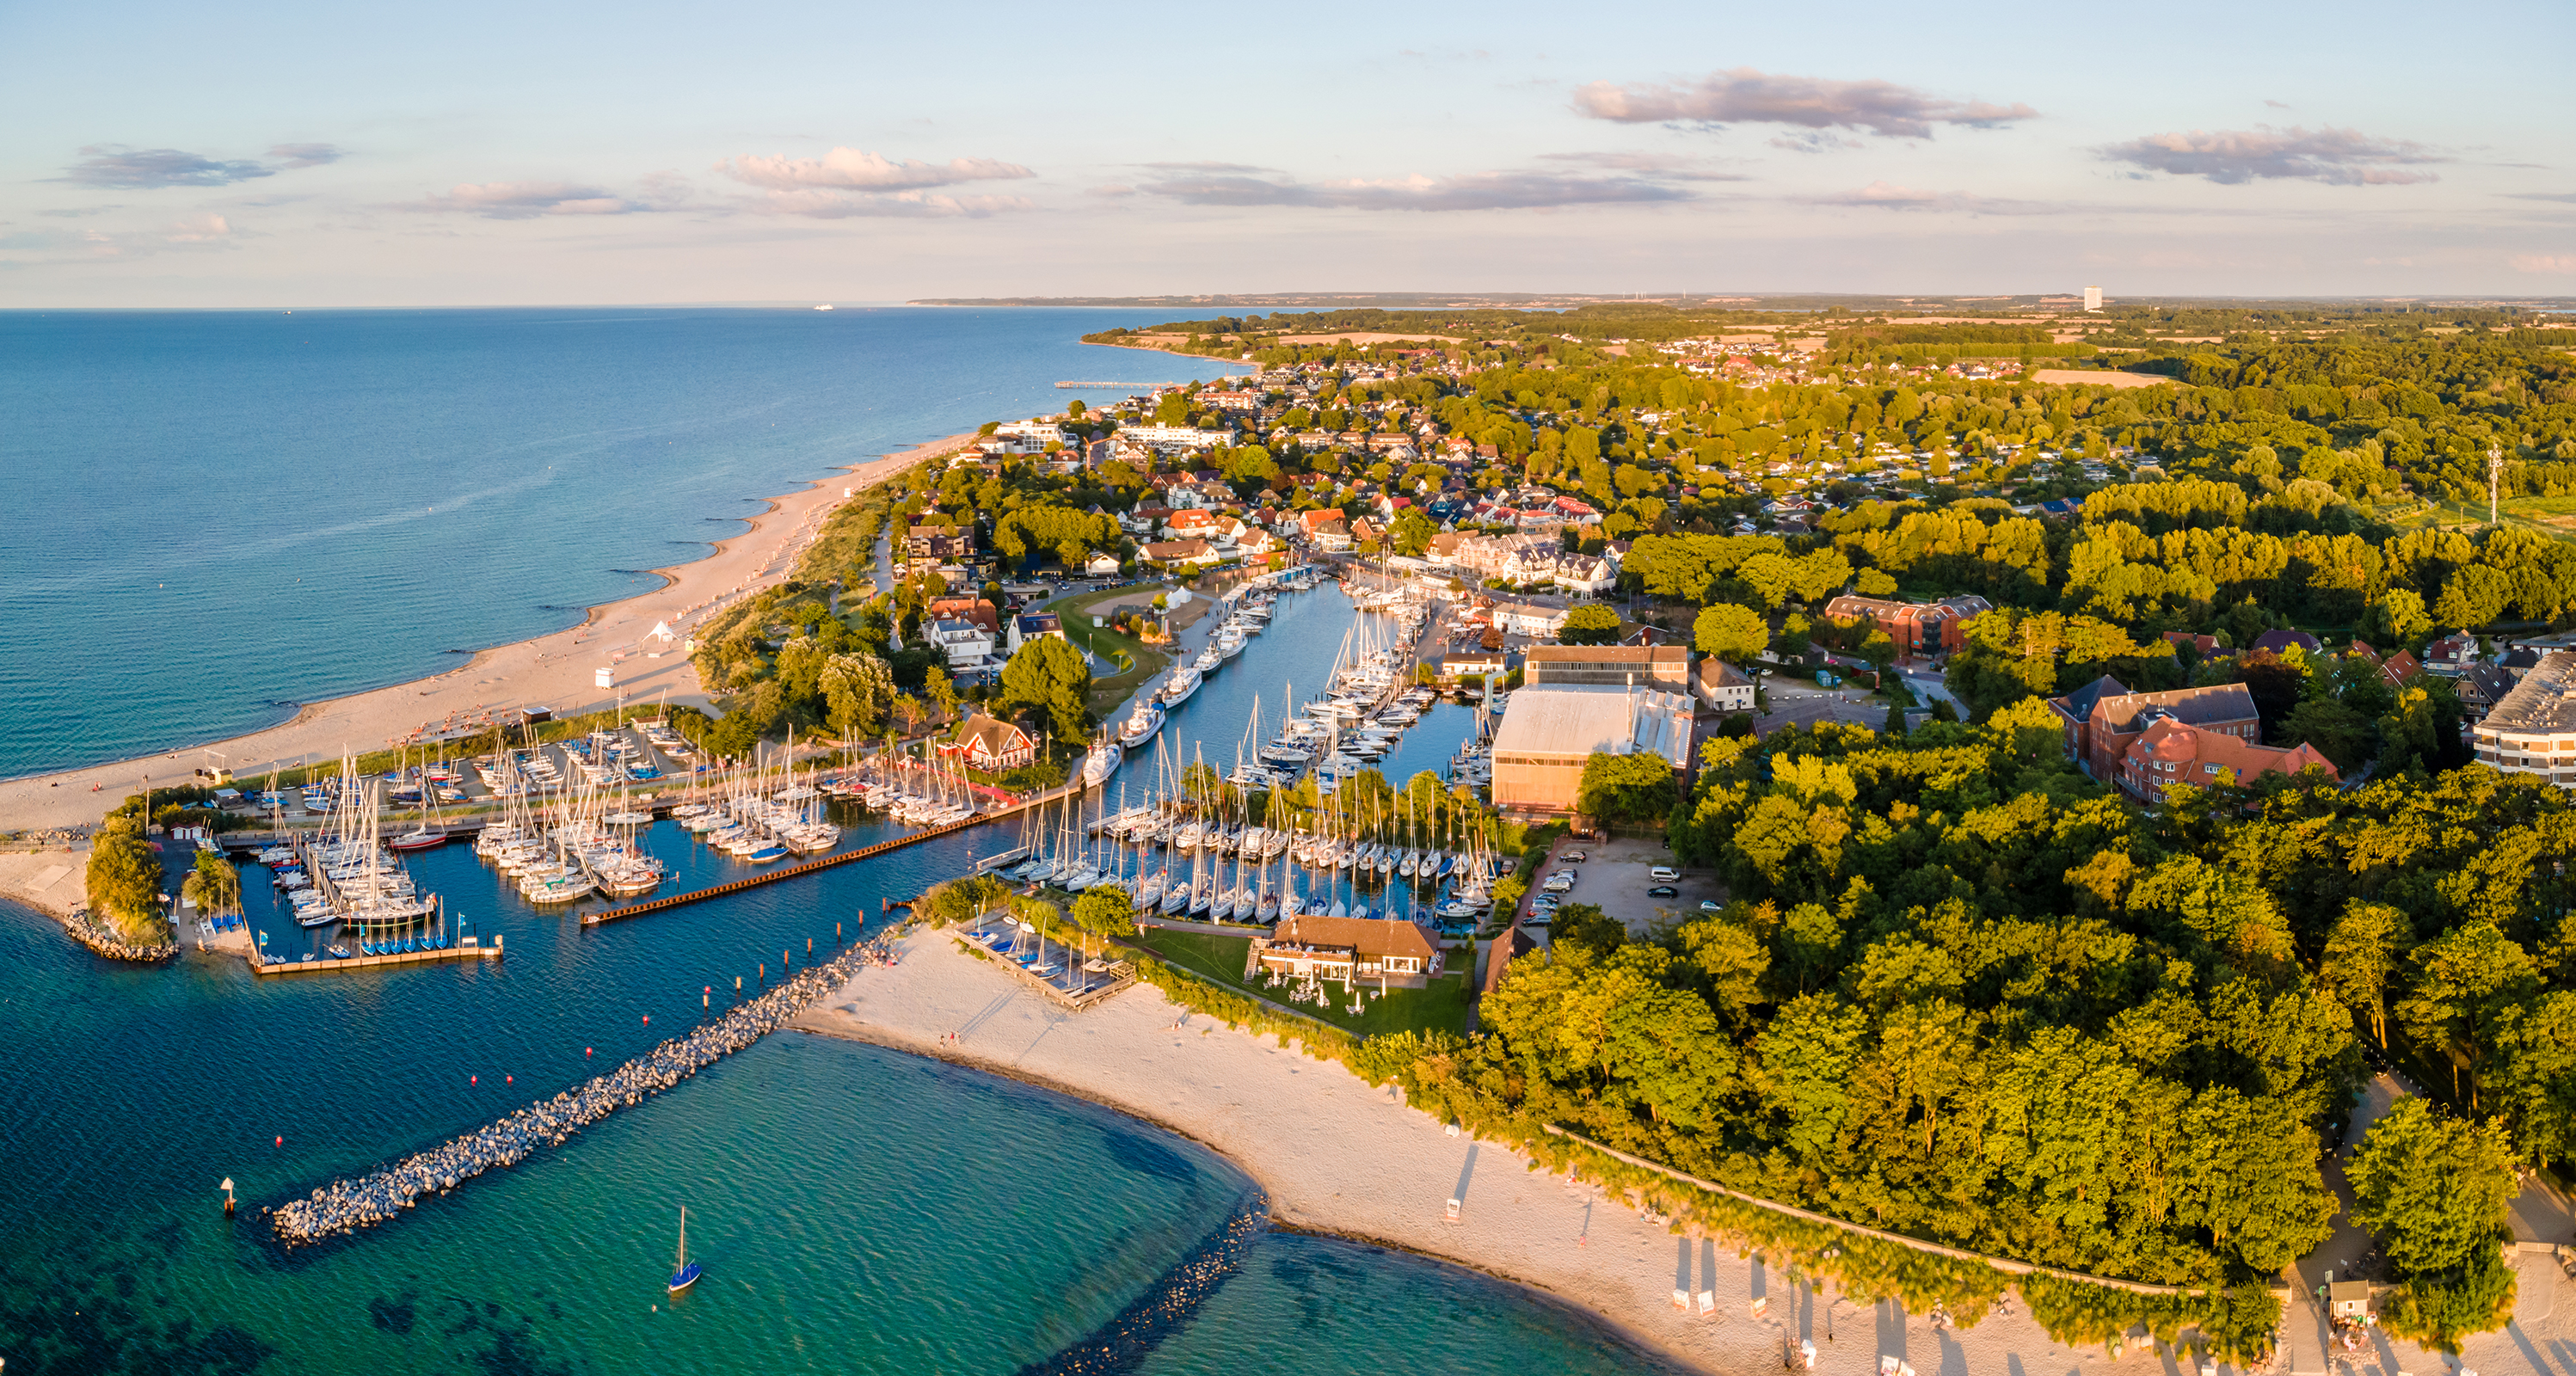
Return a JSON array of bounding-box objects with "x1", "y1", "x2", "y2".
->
[
  {"x1": 2116, "y1": 718, "x2": 2338, "y2": 799},
  {"x1": 1521, "y1": 645, "x2": 1689, "y2": 690},
  {"x1": 2047, "y1": 678, "x2": 2262, "y2": 781},
  {"x1": 1819, "y1": 593, "x2": 1995, "y2": 654}
]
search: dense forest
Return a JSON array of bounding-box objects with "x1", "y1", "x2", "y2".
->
[{"x1": 1367, "y1": 706, "x2": 2571, "y2": 1351}]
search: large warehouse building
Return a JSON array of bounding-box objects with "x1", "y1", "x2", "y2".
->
[{"x1": 1489, "y1": 685, "x2": 1695, "y2": 815}]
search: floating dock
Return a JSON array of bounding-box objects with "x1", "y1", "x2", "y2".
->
[{"x1": 249, "y1": 934, "x2": 501, "y2": 977}]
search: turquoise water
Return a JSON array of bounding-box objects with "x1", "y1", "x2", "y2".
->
[
  {"x1": 0, "y1": 307, "x2": 1239, "y2": 780},
  {"x1": 0, "y1": 311, "x2": 1668, "y2": 1371}
]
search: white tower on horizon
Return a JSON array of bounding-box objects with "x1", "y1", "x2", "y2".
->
[{"x1": 2083, "y1": 286, "x2": 2104, "y2": 313}]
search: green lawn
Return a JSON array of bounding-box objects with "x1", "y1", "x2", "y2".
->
[
  {"x1": 1128, "y1": 927, "x2": 1476, "y2": 1037},
  {"x1": 1042, "y1": 585, "x2": 1171, "y2": 716}
]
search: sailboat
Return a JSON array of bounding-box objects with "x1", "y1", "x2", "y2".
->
[
  {"x1": 390, "y1": 745, "x2": 448, "y2": 851},
  {"x1": 669, "y1": 1207, "x2": 702, "y2": 1293}
]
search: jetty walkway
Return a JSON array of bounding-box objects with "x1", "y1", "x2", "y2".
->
[
  {"x1": 270, "y1": 935, "x2": 887, "y2": 1245},
  {"x1": 249, "y1": 935, "x2": 501, "y2": 977},
  {"x1": 578, "y1": 781, "x2": 1085, "y2": 927}
]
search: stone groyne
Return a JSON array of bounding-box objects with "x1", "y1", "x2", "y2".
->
[
  {"x1": 270, "y1": 937, "x2": 891, "y2": 1245},
  {"x1": 65, "y1": 910, "x2": 177, "y2": 962}
]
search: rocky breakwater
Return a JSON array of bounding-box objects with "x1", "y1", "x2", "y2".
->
[
  {"x1": 66, "y1": 909, "x2": 177, "y2": 962},
  {"x1": 272, "y1": 944, "x2": 870, "y2": 1246}
]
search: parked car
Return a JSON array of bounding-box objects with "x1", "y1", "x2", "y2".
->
[
  {"x1": 1649, "y1": 866, "x2": 1680, "y2": 882},
  {"x1": 1561, "y1": 850, "x2": 1588, "y2": 863},
  {"x1": 1700, "y1": 900, "x2": 1723, "y2": 913},
  {"x1": 1647, "y1": 884, "x2": 1677, "y2": 898}
]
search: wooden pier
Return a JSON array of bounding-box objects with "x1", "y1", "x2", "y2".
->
[
  {"x1": 576, "y1": 787, "x2": 1078, "y2": 926},
  {"x1": 250, "y1": 934, "x2": 502, "y2": 977}
]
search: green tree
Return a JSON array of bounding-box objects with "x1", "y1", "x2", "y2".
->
[
  {"x1": 1577, "y1": 751, "x2": 1679, "y2": 822},
  {"x1": 180, "y1": 850, "x2": 242, "y2": 918},
  {"x1": 2348, "y1": 1097, "x2": 2519, "y2": 1351},
  {"x1": 1072, "y1": 886, "x2": 1137, "y2": 936},
  {"x1": 1546, "y1": 902, "x2": 1628, "y2": 962},
  {"x1": 1390, "y1": 507, "x2": 1438, "y2": 556},
  {"x1": 1694, "y1": 603, "x2": 1769, "y2": 666},
  {"x1": 85, "y1": 816, "x2": 164, "y2": 945},
  {"x1": 820, "y1": 654, "x2": 895, "y2": 741},
  {"x1": 2376, "y1": 588, "x2": 2433, "y2": 648},
  {"x1": 1858, "y1": 630, "x2": 1897, "y2": 679},
  {"x1": 1559, "y1": 604, "x2": 1622, "y2": 646},
  {"x1": 2395, "y1": 923, "x2": 2539, "y2": 1109},
  {"x1": 997, "y1": 636, "x2": 1092, "y2": 744},
  {"x1": 2282, "y1": 699, "x2": 2375, "y2": 772},
  {"x1": 2321, "y1": 901, "x2": 2407, "y2": 1048}
]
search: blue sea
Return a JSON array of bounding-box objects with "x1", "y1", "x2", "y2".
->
[
  {"x1": 0, "y1": 310, "x2": 1675, "y2": 1375},
  {"x1": 0, "y1": 307, "x2": 1245, "y2": 782}
]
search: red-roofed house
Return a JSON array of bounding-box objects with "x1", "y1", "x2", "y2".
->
[
  {"x1": 940, "y1": 714, "x2": 1038, "y2": 771},
  {"x1": 2116, "y1": 717, "x2": 2337, "y2": 800},
  {"x1": 928, "y1": 596, "x2": 999, "y2": 636},
  {"x1": 1140, "y1": 538, "x2": 1220, "y2": 568},
  {"x1": 1297, "y1": 509, "x2": 1351, "y2": 550}
]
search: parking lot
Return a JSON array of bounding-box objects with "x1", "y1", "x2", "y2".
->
[
  {"x1": 1751, "y1": 681, "x2": 1890, "y2": 736},
  {"x1": 1526, "y1": 832, "x2": 1725, "y2": 940}
]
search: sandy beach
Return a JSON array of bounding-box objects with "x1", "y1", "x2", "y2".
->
[
  {"x1": 0, "y1": 433, "x2": 975, "y2": 834},
  {"x1": 799, "y1": 928, "x2": 2576, "y2": 1376}
]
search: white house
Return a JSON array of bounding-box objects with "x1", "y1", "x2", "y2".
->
[
  {"x1": 1491, "y1": 601, "x2": 1570, "y2": 638},
  {"x1": 928, "y1": 617, "x2": 999, "y2": 671},
  {"x1": 1084, "y1": 551, "x2": 1123, "y2": 577},
  {"x1": 1006, "y1": 611, "x2": 1067, "y2": 654},
  {"x1": 993, "y1": 420, "x2": 1070, "y2": 446}
]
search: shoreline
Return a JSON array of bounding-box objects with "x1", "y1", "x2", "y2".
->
[
  {"x1": 790, "y1": 1010, "x2": 1691, "y2": 1370},
  {"x1": 0, "y1": 432, "x2": 974, "y2": 832},
  {"x1": 790, "y1": 928, "x2": 2327, "y2": 1376},
  {"x1": 796, "y1": 928, "x2": 1734, "y2": 1373}
]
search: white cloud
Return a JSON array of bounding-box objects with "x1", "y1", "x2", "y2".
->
[
  {"x1": 1574, "y1": 68, "x2": 2036, "y2": 141},
  {"x1": 0, "y1": 212, "x2": 240, "y2": 258},
  {"x1": 2099, "y1": 126, "x2": 2444, "y2": 185},
  {"x1": 1140, "y1": 169, "x2": 1693, "y2": 212},
  {"x1": 714, "y1": 148, "x2": 1033, "y2": 192},
  {"x1": 2513, "y1": 254, "x2": 2576, "y2": 274},
  {"x1": 59, "y1": 145, "x2": 273, "y2": 188},
  {"x1": 56, "y1": 143, "x2": 346, "y2": 188},
  {"x1": 749, "y1": 189, "x2": 1034, "y2": 218},
  {"x1": 1798, "y1": 181, "x2": 2065, "y2": 215},
  {"x1": 393, "y1": 180, "x2": 685, "y2": 219}
]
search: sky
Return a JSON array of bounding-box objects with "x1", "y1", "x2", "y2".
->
[{"x1": 3, "y1": 0, "x2": 2571, "y2": 306}]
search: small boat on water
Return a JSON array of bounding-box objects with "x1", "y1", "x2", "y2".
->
[
  {"x1": 389, "y1": 829, "x2": 446, "y2": 852},
  {"x1": 1081, "y1": 739, "x2": 1123, "y2": 788},
  {"x1": 1119, "y1": 703, "x2": 1165, "y2": 746},
  {"x1": 669, "y1": 1207, "x2": 702, "y2": 1293}
]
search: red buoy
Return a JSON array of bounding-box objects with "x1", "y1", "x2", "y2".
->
[
  {"x1": 471, "y1": 1075, "x2": 478, "y2": 1084},
  {"x1": 642, "y1": 1015, "x2": 649, "y2": 1024},
  {"x1": 506, "y1": 1075, "x2": 513, "y2": 1084},
  {"x1": 586, "y1": 1047, "x2": 593, "y2": 1057},
  {"x1": 275, "y1": 1135, "x2": 283, "y2": 1146}
]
